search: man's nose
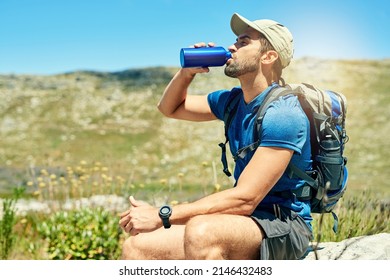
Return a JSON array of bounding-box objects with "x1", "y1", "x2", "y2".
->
[{"x1": 228, "y1": 44, "x2": 237, "y2": 53}]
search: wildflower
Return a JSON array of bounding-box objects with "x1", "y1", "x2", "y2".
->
[
  {"x1": 171, "y1": 200, "x2": 179, "y2": 206},
  {"x1": 27, "y1": 181, "x2": 34, "y2": 187},
  {"x1": 40, "y1": 169, "x2": 48, "y2": 176},
  {"x1": 177, "y1": 172, "x2": 184, "y2": 178},
  {"x1": 39, "y1": 182, "x2": 46, "y2": 188},
  {"x1": 160, "y1": 179, "x2": 167, "y2": 186},
  {"x1": 80, "y1": 160, "x2": 87, "y2": 166},
  {"x1": 67, "y1": 168, "x2": 74, "y2": 175},
  {"x1": 201, "y1": 161, "x2": 209, "y2": 167},
  {"x1": 75, "y1": 166, "x2": 85, "y2": 175},
  {"x1": 50, "y1": 174, "x2": 57, "y2": 180}
]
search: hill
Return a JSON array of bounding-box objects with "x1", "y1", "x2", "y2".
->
[{"x1": 1, "y1": 59, "x2": 389, "y2": 200}]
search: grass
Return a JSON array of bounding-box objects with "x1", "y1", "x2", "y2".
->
[
  {"x1": 2, "y1": 60, "x2": 389, "y2": 194},
  {"x1": 312, "y1": 190, "x2": 390, "y2": 242},
  {"x1": 0, "y1": 187, "x2": 24, "y2": 259}
]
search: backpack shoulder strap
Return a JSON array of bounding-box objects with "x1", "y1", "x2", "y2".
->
[
  {"x1": 219, "y1": 87, "x2": 242, "y2": 177},
  {"x1": 223, "y1": 87, "x2": 242, "y2": 130},
  {"x1": 254, "y1": 86, "x2": 295, "y2": 133},
  {"x1": 233, "y1": 86, "x2": 295, "y2": 161}
]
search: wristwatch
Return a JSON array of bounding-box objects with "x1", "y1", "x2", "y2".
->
[{"x1": 159, "y1": 205, "x2": 172, "y2": 229}]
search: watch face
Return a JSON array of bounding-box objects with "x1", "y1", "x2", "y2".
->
[
  {"x1": 159, "y1": 205, "x2": 172, "y2": 229},
  {"x1": 160, "y1": 206, "x2": 171, "y2": 215}
]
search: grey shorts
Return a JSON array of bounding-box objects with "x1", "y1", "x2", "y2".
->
[{"x1": 251, "y1": 205, "x2": 312, "y2": 260}]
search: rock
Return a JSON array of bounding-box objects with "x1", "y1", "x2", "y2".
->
[
  {"x1": 0, "y1": 194, "x2": 128, "y2": 217},
  {"x1": 302, "y1": 233, "x2": 390, "y2": 260}
]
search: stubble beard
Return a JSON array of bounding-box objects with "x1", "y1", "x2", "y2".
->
[{"x1": 224, "y1": 56, "x2": 260, "y2": 78}]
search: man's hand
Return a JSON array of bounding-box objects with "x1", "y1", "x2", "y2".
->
[
  {"x1": 119, "y1": 196, "x2": 162, "y2": 235},
  {"x1": 180, "y1": 42, "x2": 216, "y2": 76}
]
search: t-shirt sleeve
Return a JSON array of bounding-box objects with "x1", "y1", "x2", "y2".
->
[
  {"x1": 260, "y1": 95, "x2": 308, "y2": 155},
  {"x1": 207, "y1": 89, "x2": 233, "y2": 121}
]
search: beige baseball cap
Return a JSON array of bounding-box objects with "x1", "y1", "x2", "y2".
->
[{"x1": 230, "y1": 13, "x2": 294, "y2": 68}]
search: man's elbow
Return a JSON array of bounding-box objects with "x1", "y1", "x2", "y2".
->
[
  {"x1": 234, "y1": 196, "x2": 259, "y2": 216},
  {"x1": 156, "y1": 102, "x2": 173, "y2": 118},
  {"x1": 240, "y1": 201, "x2": 258, "y2": 216},
  {"x1": 234, "y1": 189, "x2": 264, "y2": 216}
]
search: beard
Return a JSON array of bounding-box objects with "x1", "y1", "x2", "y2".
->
[{"x1": 224, "y1": 56, "x2": 260, "y2": 78}]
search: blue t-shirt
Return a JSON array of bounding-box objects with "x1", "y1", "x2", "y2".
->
[{"x1": 208, "y1": 84, "x2": 312, "y2": 228}]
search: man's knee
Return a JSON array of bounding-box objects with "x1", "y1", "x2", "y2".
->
[
  {"x1": 121, "y1": 237, "x2": 134, "y2": 259},
  {"x1": 185, "y1": 215, "x2": 212, "y2": 245},
  {"x1": 184, "y1": 215, "x2": 225, "y2": 259},
  {"x1": 121, "y1": 236, "x2": 145, "y2": 260}
]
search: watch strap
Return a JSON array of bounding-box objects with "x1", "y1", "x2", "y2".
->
[{"x1": 161, "y1": 217, "x2": 171, "y2": 229}]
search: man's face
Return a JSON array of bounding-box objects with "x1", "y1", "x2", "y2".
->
[{"x1": 225, "y1": 27, "x2": 263, "y2": 78}]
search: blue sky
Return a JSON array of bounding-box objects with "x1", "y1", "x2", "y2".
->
[{"x1": 1, "y1": 0, "x2": 389, "y2": 75}]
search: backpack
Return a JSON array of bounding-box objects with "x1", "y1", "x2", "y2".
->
[{"x1": 219, "y1": 83, "x2": 349, "y2": 232}]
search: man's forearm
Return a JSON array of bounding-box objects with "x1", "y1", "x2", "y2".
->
[{"x1": 168, "y1": 186, "x2": 258, "y2": 225}]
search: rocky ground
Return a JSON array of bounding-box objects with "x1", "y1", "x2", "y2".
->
[{"x1": 303, "y1": 232, "x2": 390, "y2": 260}]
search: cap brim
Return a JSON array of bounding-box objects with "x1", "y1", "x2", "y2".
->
[{"x1": 231, "y1": 13, "x2": 259, "y2": 36}]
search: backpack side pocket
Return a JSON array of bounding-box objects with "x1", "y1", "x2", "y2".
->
[{"x1": 316, "y1": 136, "x2": 345, "y2": 191}]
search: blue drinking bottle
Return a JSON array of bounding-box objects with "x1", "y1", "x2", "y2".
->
[{"x1": 180, "y1": 46, "x2": 232, "y2": 68}]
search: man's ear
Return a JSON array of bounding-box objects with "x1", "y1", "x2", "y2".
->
[{"x1": 261, "y1": 50, "x2": 279, "y2": 65}]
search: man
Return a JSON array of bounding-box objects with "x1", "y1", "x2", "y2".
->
[{"x1": 119, "y1": 13, "x2": 312, "y2": 260}]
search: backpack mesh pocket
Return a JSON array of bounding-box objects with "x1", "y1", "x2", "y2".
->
[{"x1": 316, "y1": 137, "x2": 345, "y2": 191}]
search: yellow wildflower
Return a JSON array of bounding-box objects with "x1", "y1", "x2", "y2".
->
[
  {"x1": 160, "y1": 179, "x2": 167, "y2": 186},
  {"x1": 40, "y1": 169, "x2": 48, "y2": 176}
]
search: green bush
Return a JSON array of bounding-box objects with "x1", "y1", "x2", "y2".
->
[{"x1": 37, "y1": 207, "x2": 123, "y2": 260}]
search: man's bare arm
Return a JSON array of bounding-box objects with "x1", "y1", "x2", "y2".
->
[{"x1": 157, "y1": 68, "x2": 217, "y2": 121}]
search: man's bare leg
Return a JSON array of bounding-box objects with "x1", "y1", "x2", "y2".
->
[
  {"x1": 121, "y1": 214, "x2": 263, "y2": 260},
  {"x1": 121, "y1": 225, "x2": 186, "y2": 260},
  {"x1": 184, "y1": 214, "x2": 263, "y2": 260}
]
